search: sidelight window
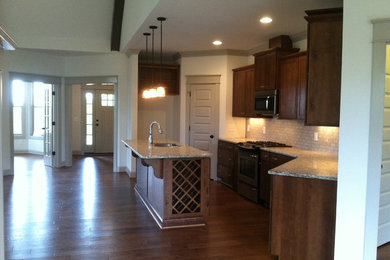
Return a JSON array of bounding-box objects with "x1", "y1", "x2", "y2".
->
[
  {"x1": 12, "y1": 80, "x2": 25, "y2": 136},
  {"x1": 85, "y1": 92, "x2": 94, "y2": 145}
]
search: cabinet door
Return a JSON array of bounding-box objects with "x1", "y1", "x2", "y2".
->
[
  {"x1": 255, "y1": 53, "x2": 275, "y2": 91},
  {"x1": 297, "y1": 54, "x2": 307, "y2": 120},
  {"x1": 245, "y1": 68, "x2": 255, "y2": 117},
  {"x1": 217, "y1": 140, "x2": 238, "y2": 190},
  {"x1": 232, "y1": 70, "x2": 247, "y2": 117},
  {"x1": 260, "y1": 151, "x2": 271, "y2": 205},
  {"x1": 305, "y1": 9, "x2": 342, "y2": 126},
  {"x1": 279, "y1": 57, "x2": 299, "y2": 119}
]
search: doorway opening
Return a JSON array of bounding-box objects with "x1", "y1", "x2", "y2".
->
[
  {"x1": 10, "y1": 75, "x2": 58, "y2": 171},
  {"x1": 186, "y1": 75, "x2": 220, "y2": 180},
  {"x1": 71, "y1": 84, "x2": 115, "y2": 155}
]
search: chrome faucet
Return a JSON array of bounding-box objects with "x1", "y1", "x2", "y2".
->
[{"x1": 149, "y1": 121, "x2": 163, "y2": 145}]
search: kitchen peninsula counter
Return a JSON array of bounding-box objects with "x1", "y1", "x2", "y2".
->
[{"x1": 122, "y1": 139, "x2": 211, "y2": 229}]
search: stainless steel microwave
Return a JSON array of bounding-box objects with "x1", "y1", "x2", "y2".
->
[{"x1": 254, "y1": 89, "x2": 278, "y2": 116}]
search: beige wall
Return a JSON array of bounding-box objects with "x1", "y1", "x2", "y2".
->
[
  {"x1": 71, "y1": 85, "x2": 82, "y2": 153},
  {"x1": 179, "y1": 54, "x2": 249, "y2": 143},
  {"x1": 138, "y1": 95, "x2": 180, "y2": 141}
]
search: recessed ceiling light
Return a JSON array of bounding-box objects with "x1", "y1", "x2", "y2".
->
[
  {"x1": 260, "y1": 17, "x2": 273, "y2": 24},
  {"x1": 213, "y1": 40, "x2": 222, "y2": 46}
]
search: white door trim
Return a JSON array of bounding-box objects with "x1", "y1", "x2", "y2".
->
[{"x1": 64, "y1": 76, "x2": 119, "y2": 172}]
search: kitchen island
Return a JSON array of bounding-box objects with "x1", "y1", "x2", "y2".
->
[{"x1": 122, "y1": 139, "x2": 211, "y2": 229}]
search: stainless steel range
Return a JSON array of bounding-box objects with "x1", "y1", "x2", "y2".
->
[{"x1": 237, "y1": 141, "x2": 291, "y2": 203}]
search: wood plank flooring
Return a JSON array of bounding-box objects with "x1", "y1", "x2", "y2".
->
[
  {"x1": 4, "y1": 154, "x2": 390, "y2": 259},
  {"x1": 4, "y1": 154, "x2": 274, "y2": 259}
]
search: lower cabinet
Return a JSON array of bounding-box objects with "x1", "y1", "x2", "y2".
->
[
  {"x1": 260, "y1": 151, "x2": 294, "y2": 206},
  {"x1": 217, "y1": 140, "x2": 238, "y2": 190}
]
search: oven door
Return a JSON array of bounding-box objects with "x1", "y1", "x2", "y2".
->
[{"x1": 237, "y1": 148, "x2": 259, "y2": 185}]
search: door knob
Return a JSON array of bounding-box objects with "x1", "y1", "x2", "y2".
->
[
  {"x1": 96, "y1": 124, "x2": 99, "y2": 126},
  {"x1": 210, "y1": 135, "x2": 214, "y2": 139}
]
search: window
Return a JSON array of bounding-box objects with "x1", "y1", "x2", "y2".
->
[
  {"x1": 101, "y1": 93, "x2": 114, "y2": 107},
  {"x1": 12, "y1": 80, "x2": 25, "y2": 135},
  {"x1": 85, "y1": 92, "x2": 94, "y2": 145}
]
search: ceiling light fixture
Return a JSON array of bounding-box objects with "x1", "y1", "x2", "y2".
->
[
  {"x1": 213, "y1": 40, "x2": 222, "y2": 46},
  {"x1": 260, "y1": 17, "x2": 273, "y2": 24}
]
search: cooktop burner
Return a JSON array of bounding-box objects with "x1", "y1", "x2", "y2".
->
[{"x1": 246, "y1": 140, "x2": 292, "y2": 148}]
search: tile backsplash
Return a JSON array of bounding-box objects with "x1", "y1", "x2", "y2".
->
[{"x1": 246, "y1": 118, "x2": 339, "y2": 154}]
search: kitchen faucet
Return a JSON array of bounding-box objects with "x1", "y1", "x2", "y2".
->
[{"x1": 149, "y1": 121, "x2": 163, "y2": 145}]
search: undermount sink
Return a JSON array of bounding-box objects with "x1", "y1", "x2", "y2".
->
[{"x1": 154, "y1": 142, "x2": 180, "y2": 147}]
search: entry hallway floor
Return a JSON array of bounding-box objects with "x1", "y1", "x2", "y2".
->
[{"x1": 4, "y1": 154, "x2": 273, "y2": 259}]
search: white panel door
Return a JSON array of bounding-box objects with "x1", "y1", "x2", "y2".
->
[
  {"x1": 379, "y1": 74, "x2": 390, "y2": 246},
  {"x1": 95, "y1": 89, "x2": 114, "y2": 153},
  {"x1": 43, "y1": 86, "x2": 53, "y2": 167},
  {"x1": 189, "y1": 83, "x2": 219, "y2": 179}
]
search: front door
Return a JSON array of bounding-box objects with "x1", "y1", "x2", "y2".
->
[
  {"x1": 188, "y1": 81, "x2": 219, "y2": 179},
  {"x1": 82, "y1": 88, "x2": 114, "y2": 154}
]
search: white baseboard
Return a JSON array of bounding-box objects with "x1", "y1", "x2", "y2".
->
[
  {"x1": 119, "y1": 166, "x2": 135, "y2": 178},
  {"x1": 72, "y1": 150, "x2": 84, "y2": 155},
  {"x1": 14, "y1": 151, "x2": 43, "y2": 155}
]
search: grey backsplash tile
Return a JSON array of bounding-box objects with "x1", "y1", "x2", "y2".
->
[{"x1": 246, "y1": 118, "x2": 339, "y2": 154}]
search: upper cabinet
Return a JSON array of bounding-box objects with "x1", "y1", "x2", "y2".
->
[
  {"x1": 278, "y1": 52, "x2": 307, "y2": 120},
  {"x1": 305, "y1": 8, "x2": 343, "y2": 126},
  {"x1": 254, "y1": 48, "x2": 298, "y2": 91},
  {"x1": 232, "y1": 65, "x2": 255, "y2": 117},
  {"x1": 138, "y1": 63, "x2": 180, "y2": 96}
]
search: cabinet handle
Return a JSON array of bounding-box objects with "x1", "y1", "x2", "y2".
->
[
  {"x1": 271, "y1": 157, "x2": 278, "y2": 161},
  {"x1": 251, "y1": 187, "x2": 257, "y2": 191},
  {"x1": 250, "y1": 155, "x2": 258, "y2": 158}
]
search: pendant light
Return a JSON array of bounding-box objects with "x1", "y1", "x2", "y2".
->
[
  {"x1": 142, "y1": 18, "x2": 167, "y2": 99},
  {"x1": 143, "y1": 32, "x2": 150, "y2": 63},
  {"x1": 155, "y1": 17, "x2": 166, "y2": 98}
]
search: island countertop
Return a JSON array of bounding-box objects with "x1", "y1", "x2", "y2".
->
[{"x1": 122, "y1": 139, "x2": 211, "y2": 159}]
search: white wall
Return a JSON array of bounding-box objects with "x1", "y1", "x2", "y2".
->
[
  {"x1": 179, "y1": 54, "x2": 249, "y2": 143},
  {"x1": 126, "y1": 53, "x2": 139, "y2": 176},
  {"x1": 64, "y1": 53, "x2": 129, "y2": 171},
  {"x1": 0, "y1": 48, "x2": 6, "y2": 260},
  {"x1": 335, "y1": 2, "x2": 390, "y2": 260},
  {"x1": 2, "y1": 49, "x2": 64, "y2": 174},
  {"x1": 71, "y1": 85, "x2": 82, "y2": 153}
]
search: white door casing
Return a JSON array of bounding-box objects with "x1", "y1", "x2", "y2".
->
[
  {"x1": 378, "y1": 73, "x2": 390, "y2": 246},
  {"x1": 187, "y1": 78, "x2": 219, "y2": 180}
]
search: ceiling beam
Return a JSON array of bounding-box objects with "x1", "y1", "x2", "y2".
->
[{"x1": 111, "y1": 0, "x2": 125, "y2": 51}]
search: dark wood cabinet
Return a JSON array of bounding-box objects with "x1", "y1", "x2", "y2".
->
[
  {"x1": 278, "y1": 52, "x2": 307, "y2": 120},
  {"x1": 217, "y1": 140, "x2": 238, "y2": 190},
  {"x1": 232, "y1": 65, "x2": 255, "y2": 117},
  {"x1": 260, "y1": 151, "x2": 294, "y2": 206},
  {"x1": 254, "y1": 48, "x2": 298, "y2": 91},
  {"x1": 270, "y1": 175, "x2": 337, "y2": 260},
  {"x1": 138, "y1": 63, "x2": 180, "y2": 95},
  {"x1": 305, "y1": 8, "x2": 343, "y2": 126}
]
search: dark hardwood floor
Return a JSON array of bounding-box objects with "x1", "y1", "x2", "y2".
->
[
  {"x1": 378, "y1": 242, "x2": 390, "y2": 260},
  {"x1": 4, "y1": 154, "x2": 274, "y2": 259}
]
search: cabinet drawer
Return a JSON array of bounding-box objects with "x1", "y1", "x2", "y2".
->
[
  {"x1": 217, "y1": 166, "x2": 234, "y2": 188},
  {"x1": 237, "y1": 182, "x2": 258, "y2": 203},
  {"x1": 270, "y1": 153, "x2": 294, "y2": 167}
]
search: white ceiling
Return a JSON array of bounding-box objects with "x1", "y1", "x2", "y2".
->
[
  {"x1": 0, "y1": 0, "x2": 343, "y2": 55},
  {"x1": 128, "y1": 0, "x2": 343, "y2": 55}
]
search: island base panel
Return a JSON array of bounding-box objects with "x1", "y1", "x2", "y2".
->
[{"x1": 135, "y1": 157, "x2": 209, "y2": 229}]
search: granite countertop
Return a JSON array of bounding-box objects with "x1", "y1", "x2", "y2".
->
[
  {"x1": 220, "y1": 137, "x2": 338, "y2": 181},
  {"x1": 219, "y1": 137, "x2": 257, "y2": 143},
  {"x1": 122, "y1": 139, "x2": 211, "y2": 159},
  {"x1": 262, "y1": 147, "x2": 338, "y2": 181}
]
